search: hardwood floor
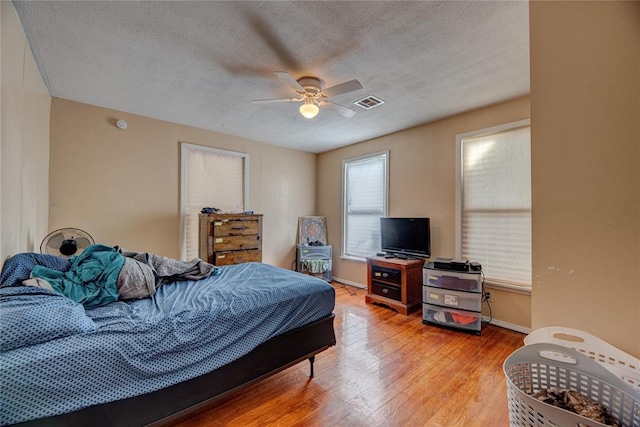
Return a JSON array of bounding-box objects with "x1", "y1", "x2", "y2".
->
[{"x1": 173, "y1": 283, "x2": 525, "y2": 427}]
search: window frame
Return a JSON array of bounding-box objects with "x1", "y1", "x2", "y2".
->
[
  {"x1": 180, "y1": 142, "x2": 249, "y2": 260},
  {"x1": 455, "y1": 119, "x2": 531, "y2": 293},
  {"x1": 341, "y1": 151, "x2": 389, "y2": 261}
]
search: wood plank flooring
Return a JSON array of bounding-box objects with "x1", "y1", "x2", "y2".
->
[{"x1": 173, "y1": 283, "x2": 525, "y2": 427}]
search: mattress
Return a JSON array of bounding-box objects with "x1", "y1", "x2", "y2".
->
[{"x1": 0, "y1": 262, "x2": 335, "y2": 425}]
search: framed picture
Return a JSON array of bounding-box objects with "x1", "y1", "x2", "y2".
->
[{"x1": 298, "y1": 216, "x2": 327, "y2": 245}]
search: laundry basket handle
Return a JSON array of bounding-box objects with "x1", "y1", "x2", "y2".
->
[{"x1": 539, "y1": 349, "x2": 578, "y2": 365}]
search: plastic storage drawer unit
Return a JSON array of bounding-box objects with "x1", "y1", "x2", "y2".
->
[
  {"x1": 423, "y1": 286, "x2": 481, "y2": 312},
  {"x1": 296, "y1": 244, "x2": 332, "y2": 282},
  {"x1": 423, "y1": 268, "x2": 481, "y2": 292}
]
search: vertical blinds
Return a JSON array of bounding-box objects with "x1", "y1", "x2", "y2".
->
[
  {"x1": 461, "y1": 125, "x2": 531, "y2": 288},
  {"x1": 343, "y1": 153, "x2": 387, "y2": 259},
  {"x1": 182, "y1": 145, "x2": 245, "y2": 261}
]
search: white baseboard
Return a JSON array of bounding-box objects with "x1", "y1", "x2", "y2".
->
[
  {"x1": 332, "y1": 277, "x2": 366, "y2": 289},
  {"x1": 332, "y1": 277, "x2": 530, "y2": 336},
  {"x1": 487, "y1": 318, "x2": 531, "y2": 335}
]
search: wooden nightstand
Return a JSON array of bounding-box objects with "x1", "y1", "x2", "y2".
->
[{"x1": 365, "y1": 256, "x2": 424, "y2": 315}]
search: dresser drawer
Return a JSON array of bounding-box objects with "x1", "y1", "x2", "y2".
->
[
  {"x1": 214, "y1": 250, "x2": 262, "y2": 266},
  {"x1": 212, "y1": 219, "x2": 260, "y2": 236},
  {"x1": 422, "y1": 303, "x2": 481, "y2": 333},
  {"x1": 212, "y1": 235, "x2": 260, "y2": 252},
  {"x1": 371, "y1": 281, "x2": 401, "y2": 301},
  {"x1": 423, "y1": 268, "x2": 481, "y2": 292},
  {"x1": 423, "y1": 286, "x2": 481, "y2": 312}
]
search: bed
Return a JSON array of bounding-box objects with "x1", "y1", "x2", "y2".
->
[{"x1": 0, "y1": 253, "x2": 336, "y2": 426}]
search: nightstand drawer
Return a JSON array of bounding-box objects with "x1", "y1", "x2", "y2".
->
[
  {"x1": 371, "y1": 265, "x2": 401, "y2": 285},
  {"x1": 423, "y1": 286, "x2": 481, "y2": 312},
  {"x1": 372, "y1": 281, "x2": 401, "y2": 301}
]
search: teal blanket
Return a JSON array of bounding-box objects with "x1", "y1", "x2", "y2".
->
[{"x1": 32, "y1": 244, "x2": 123, "y2": 308}]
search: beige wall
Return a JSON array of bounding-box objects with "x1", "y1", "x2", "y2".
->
[
  {"x1": 317, "y1": 96, "x2": 532, "y2": 330},
  {"x1": 0, "y1": 2, "x2": 51, "y2": 262},
  {"x1": 7, "y1": 0, "x2": 637, "y2": 354},
  {"x1": 530, "y1": 1, "x2": 640, "y2": 357},
  {"x1": 49, "y1": 99, "x2": 316, "y2": 268}
]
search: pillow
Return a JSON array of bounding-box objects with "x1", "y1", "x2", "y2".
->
[
  {"x1": 0, "y1": 253, "x2": 71, "y2": 287},
  {"x1": 0, "y1": 286, "x2": 96, "y2": 352}
]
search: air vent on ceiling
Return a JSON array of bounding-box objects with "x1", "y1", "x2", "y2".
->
[{"x1": 353, "y1": 95, "x2": 385, "y2": 110}]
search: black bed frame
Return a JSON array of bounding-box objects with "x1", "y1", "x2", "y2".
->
[{"x1": 14, "y1": 314, "x2": 336, "y2": 427}]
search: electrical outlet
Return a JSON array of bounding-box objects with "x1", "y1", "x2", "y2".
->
[{"x1": 485, "y1": 291, "x2": 492, "y2": 302}]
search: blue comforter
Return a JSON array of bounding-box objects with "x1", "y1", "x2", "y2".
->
[
  {"x1": 31, "y1": 244, "x2": 123, "y2": 308},
  {"x1": 0, "y1": 262, "x2": 335, "y2": 425}
]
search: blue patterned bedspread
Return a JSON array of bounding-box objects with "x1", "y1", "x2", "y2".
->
[{"x1": 0, "y1": 262, "x2": 335, "y2": 425}]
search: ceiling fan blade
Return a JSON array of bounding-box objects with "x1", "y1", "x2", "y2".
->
[
  {"x1": 274, "y1": 71, "x2": 305, "y2": 92},
  {"x1": 323, "y1": 101, "x2": 357, "y2": 118},
  {"x1": 251, "y1": 97, "x2": 302, "y2": 104},
  {"x1": 322, "y1": 79, "x2": 363, "y2": 98}
]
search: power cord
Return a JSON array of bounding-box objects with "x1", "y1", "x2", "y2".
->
[
  {"x1": 480, "y1": 270, "x2": 493, "y2": 324},
  {"x1": 333, "y1": 280, "x2": 362, "y2": 296}
]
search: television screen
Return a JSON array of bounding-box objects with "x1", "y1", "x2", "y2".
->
[{"x1": 380, "y1": 217, "x2": 431, "y2": 258}]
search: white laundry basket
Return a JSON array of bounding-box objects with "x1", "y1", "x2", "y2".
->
[
  {"x1": 504, "y1": 343, "x2": 640, "y2": 427},
  {"x1": 525, "y1": 326, "x2": 640, "y2": 392}
]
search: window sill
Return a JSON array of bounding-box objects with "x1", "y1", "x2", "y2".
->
[
  {"x1": 484, "y1": 280, "x2": 531, "y2": 296},
  {"x1": 340, "y1": 255, "x2": 368, "y2": 263}
]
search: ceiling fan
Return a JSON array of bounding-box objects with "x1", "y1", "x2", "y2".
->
[{"x1": 251, "y1": 72, "x2": 363, "y2": 119}]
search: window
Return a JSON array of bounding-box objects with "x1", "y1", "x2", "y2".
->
[
  {"x1": 342, "y1": 152, "x2": 389, "y2": 259},
  {"x1": 456, "y1": 120, "x2": 531, "y2": 291},
  {"x1": 180, "y1": 143, "x2": 248, "y2": 260}
]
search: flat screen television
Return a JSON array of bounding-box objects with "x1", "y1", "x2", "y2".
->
[{"x1": 380, "y1": 217, "x2": 431, "y2": 259}]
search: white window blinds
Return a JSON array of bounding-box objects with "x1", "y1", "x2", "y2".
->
[
  {"x1": 459, "y1": 122, "x2": 531, "y2": 289},
  {"x1": 180, "y1": 143, "x2": 247, "y2": 261},
  {"x1": 342, "y1": 152, "x2": 388, "y2": 259}
]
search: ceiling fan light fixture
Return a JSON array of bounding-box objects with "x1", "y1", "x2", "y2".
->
[
  {"x1": 252, "y1": 72, "x2": 360, "y2": 119},
  {"x1": 299, "y1": 102, "x2": 319, "y2": 119}
]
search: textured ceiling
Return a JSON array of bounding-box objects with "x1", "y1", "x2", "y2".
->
[{"x1": 14, "y1": 1, "x2": 530, "y2": 153}]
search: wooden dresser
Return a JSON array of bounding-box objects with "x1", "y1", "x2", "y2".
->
[{"x1": 198, "y1": 213, "x2": 263, "y2": 266}]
